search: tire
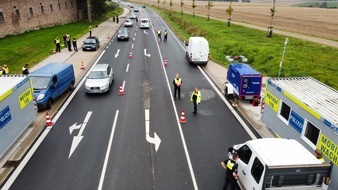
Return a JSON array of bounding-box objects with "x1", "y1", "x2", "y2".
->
[
  {"x1": 69, "y1": 82, "x2": 75, "y2": 91},
  {"x1": 47, "y1": 99, "x2": 52, "y2": 109}
]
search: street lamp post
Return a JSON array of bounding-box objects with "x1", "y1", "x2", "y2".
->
[{"x1": 278, "y1": 37, "x2": 288, "y2": 78}]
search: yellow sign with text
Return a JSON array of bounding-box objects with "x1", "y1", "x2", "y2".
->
[
  {"x1": 317, "y1": 134, "x2": 338, "y2": 166},
  {"x1": 18, "y1": 88, "x2": 33, "y2": 109},
  {"x1": 265, "y1": 91, "x2": 279, "y2": 112}
]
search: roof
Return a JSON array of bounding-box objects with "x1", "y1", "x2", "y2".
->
[
  {"x1": 269, "y1": 77, "x2": 338, "y2": 126},
  {"x1": 0, "y1": 75, "x2": 29, "y2": 99},
  {"x1": 230, "y1": 63, "x2": 261, "y2": 75},
  {"x1": 246, "y1": 138, "x2": 322, "y2": 166},
  {"x1": 189, "y1": 37, "x2": 208, "y2": 42},
  {"x1": 29, "y1": 63, "x2": 72, "y2": 77}
]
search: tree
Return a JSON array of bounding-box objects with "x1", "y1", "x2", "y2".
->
[
  {"x1": 205, "y1": 1, "x2": 213, "y2": 21},
  {"x1": 170, "y1": 0, "x2": 173, "y2": 15},
  {"x1": 225, "y1": 0, "x2": 234, "y2": 26},
  {"x1": 192, "y1": 0, "x2": 197, "y2": 18},
  {"x1": 163, "y1": 0, "x2": 167, "y2": 9},
  {"x1": 268, "y1": 0, "x2": 276, "y2": 37},
  {"x1": 180, "y1": 0, "x2": 184, "y2": 15}
]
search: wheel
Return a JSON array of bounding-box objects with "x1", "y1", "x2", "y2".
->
[{"x1": 46, "y1": 99, "x2": 53, "y2": 109}]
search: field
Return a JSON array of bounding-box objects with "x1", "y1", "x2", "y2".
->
[{"x1": 133, "y1": 0, "x2": 338, "y2": 41}]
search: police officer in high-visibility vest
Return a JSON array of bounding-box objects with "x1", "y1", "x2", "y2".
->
[
  {"x1": 164, "y1": 30, "x2": 168, "y2": 42},
  {"x1": 22, "y1": 64, "x2": 29, "y2": 75},
  {"x1": 54, "y1": 37, "x2": 61, "y2": 52},
  {"x1": 221, "y1": 152, "x2": 239, "y2": 190},
  {"x1": 3, "y1": 64, "x2": 9, "y2": 74},
  {"x1": 190, "y1": 87, "x2": 201, "y2": 115},
  {"x1": 157, "y1": 29, "x2": 161, "y2": 41},
  {"x1": 89, "y1": 25, "x2": 92, "y2": 36},
  {"x1": 173, "y1": 74, "x2": 182, "y2": 100}
]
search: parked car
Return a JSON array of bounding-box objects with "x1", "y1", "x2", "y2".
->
[
  {"x1": 129, "y1": 13, "x2": 137, "y2": 19},
  {"x1": 84, "y1": 64, "x2": 114, "y2": 94},
  {"x1": 117, "y1": 28, "x2": 130, "y2": 41},
  {"x1": 124, "y1": 19, "x2": 133, "y2": 27},
  {"x1": 82, "y1": 36, "x2": 100, "y2": 51}
]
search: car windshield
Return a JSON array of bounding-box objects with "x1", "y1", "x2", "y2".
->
[
  {"x1": 118, "y1": 30, "x2": 127, "y2": 34},
  {"x1": 84, "y1": 38, "x2": 96, "y2": 43},
  {"x1": 88, "y1": 71, "x2": 107, "y2": 79},
  {"x1": 31, "y1": 76, "x2": 51, "y2": 90}
]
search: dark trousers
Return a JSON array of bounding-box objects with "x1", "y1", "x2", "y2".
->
[
  {"x1": 164, "y1": 35, "x2": 167, "y2": 42},
  {"x1": 193, "y1": 101, "x2": 197, "y2": 114},
  {"x1": 223, "y1": 174, "x2": 237, "y2": 190},
  {"x1": 56, "y1": 43, "x2": 60, "y2": 52},
  {"x1": 174, "y1": 86, "x2": 181, "y2": 98},
  {"x1": 67, "y1": 41, "x2": 71, "y2": 51},
  {"x1": 73, "y1": 43, "x2": 77, "y2": 51},
  {"x1": 158, "y1": 34, "x2": 161, "y2": 41}
]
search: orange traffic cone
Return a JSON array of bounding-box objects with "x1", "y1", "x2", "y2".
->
[
  {"x1": 118, "y1": 84, "x2": 124, "y2": 95},
  {"x1": 81, "y1": 61, "x2": 85, "y2": 70},
  {"x1": 133, "y1": 37, "x2": 135, "y2": 42},
  {"x1": 45, "y1": 112, "x2": 53, "y2": 127},
  {"x1": 129, "y1": 52, "x2": 132, "y2": 59},
  {"x1": 53, "y1": 49, "x2": 56, "y2": 54},
  {"x1": 180, "y1": 109, "x2": 186, "y2": 123},
  {"x1": 164, "y1": 58, "x2": 168, "y2": 67}
]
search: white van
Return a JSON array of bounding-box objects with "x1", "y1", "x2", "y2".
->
[
  {"x1": 185, "y1": 37, "x2": 209, "y2": 65},
  {"x1": 140, "y1": 18, "x2": 150, "y2": 29}
]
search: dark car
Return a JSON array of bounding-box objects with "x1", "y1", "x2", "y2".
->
[
  {"x1": 82, "y1": 36, "x2": 100, "y2": 51},
  {"x1": 134, "y1": 8, "x2": 139, "y2": 12},
  {"x1": 142, "y1": 5, "x2": 146, "y2": 8},
  {"x1": 117, "y1": 28, "x2": 130, "y2": 41}
]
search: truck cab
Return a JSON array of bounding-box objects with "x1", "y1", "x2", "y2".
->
[{"x1": 229, "y1": 138, "x2": 331, "y2": 190}]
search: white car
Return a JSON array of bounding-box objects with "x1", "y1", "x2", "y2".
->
[
  {"x1": 124, "y1": 19, "x2": 133, "y2": 27},
  {"x1": 129, "y1": 13, "x2": 137, "y2": 19},
  {"x1": 85, "y1": 64, "x2": 114, "y2": 93},
  {"x1": 140, "y1": 18, "x2": 150, "y2": 29}
]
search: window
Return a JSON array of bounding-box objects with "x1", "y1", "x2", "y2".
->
[
  {"x1": 41, "y1": 6, "x2": 44, "y2": 14},
  {"x1": 279, "y1": 101, "x2": 291, "y2": 123},
  {"x1": 29, "y1": 8, "x2": 33, "y2": 16},
  {"x1": 0, "y1": 12, "x2": 5, "y2": 22},
  {"x1": 251, "y1": 157, "x2": 264, "y2": 184},
  {"x1": 50, "y1": 4, "x2": 53, "y2": 12},
  {"x1": 237, "y1": 145, "x2": 252, "y2": 164},
  {"x1": 15, "y1": 9, "x2": 21, "y2": 20},
  {"x1": 65, "y1": 2, "x2": 68, "y2": 9},
  {"x1": 304, "y1": 121, "x2": 320, "y2": 146},
  {"x1": 58, "y1": 3, "x2": 61, "y2": 10},
  {"x1": 71, "y1": 1, "x2": 74, "y2": 8}
]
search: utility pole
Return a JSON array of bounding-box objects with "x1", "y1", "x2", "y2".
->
[
  {"x1": 278, "y1": 37, "x2": 288, "y2": 78},
  {"x1": 87, "y1": 0, "x2": 92, "y2": 23}
]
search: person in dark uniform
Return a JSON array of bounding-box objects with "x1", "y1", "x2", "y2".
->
[
  {"x1": 190, "y1": 87, "x2": 201, "y2": 115},
  {"x1": 72, "y1": 38, "x2": 78, "y2": 51},
  {"x1": 66, "y1": 33, "x2": 72, "y2": 51},
  {"x1": 116, "y1": 16, "x2": 119, "y2": 24},
  {"x1": 221, "y1": 152, "x2": 239, "y2": 190},
  {"x1": 173, "y1": 74, "x2": 182, "y2": 100},
  {"x1": 89, "y1": 25, "x2": 92, "y2": 36},
  {"x1": 22, "y1": 64, "x2": 29, "y2": 75},
  {"x1": 157, "y1": 29, "x2": 161, "y2": 41},
  {"x1": 164, "y1": 30, "x2": 168, "y2": 42},
  {"x1": 54, "y1": 37, "x2": 61, "y2": 52}
]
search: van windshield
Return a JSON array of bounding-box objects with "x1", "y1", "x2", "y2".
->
[
  {"x1": 141, "y1": 20, "x2": 148, "y2": 23},
  {"x1": 30, "y1": 76, "x2": 51, "y2": 90}
]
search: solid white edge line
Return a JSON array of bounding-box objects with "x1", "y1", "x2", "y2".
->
[
  {"x1": 2, "y1": 50, "x2": 107, "y2": 190},
  {"x1": 153, "y1": 23, "x2": 199, "y2": 190},
  {"x1": 97, "y1": 110, "x2": 119, "y2": 190}
]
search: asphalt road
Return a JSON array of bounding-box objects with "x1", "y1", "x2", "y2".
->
[{"x1": 8, "y1": 7, "x2": 253, "y2": 190}]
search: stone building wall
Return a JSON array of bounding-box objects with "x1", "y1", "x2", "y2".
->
[{"x1": 0, "y1": 0, "x2": 78, "y2": 38}]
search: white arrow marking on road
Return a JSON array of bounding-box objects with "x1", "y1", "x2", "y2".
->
[
  {"x1": 69, "y1": 111, "x2": 92, "y2": 158},
  {"x1": 69, "y1": 123, "x2": 82, "y2": 135},
  {"x1": 144, "y1": 49, "x2": 151, "y2": 57},
  {"x1": 114, "y1": 49, "x2": 120, "y2": 58},
  {"x1": 145, "y1": 109, "x2": 161, "y2": 152}
]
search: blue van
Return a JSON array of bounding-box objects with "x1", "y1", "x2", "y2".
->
[{"x1": 29, "y1": 63, "x2": 75, "y2": 110}]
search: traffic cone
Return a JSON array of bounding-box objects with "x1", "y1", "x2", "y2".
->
[
  {"x1": 107, "y1": 34, "x2": 110, "y2": 39},
  {"x1": 158, "y1": 38, "x2": 160, "y2": 44},
  {"x1": 45, "y1": 112, "x2": 53, "y2": 127},
  {"x1": 118, "y1": 84, "x2": 124, "y2": 95},
  {"x1": 129, "y1": 52, "x2": 132, "y2": 59},
  {"x1": 164, "y1": 58, "x2": 168, "y2": 67},
  {"x1": 81, "y1": 61, "x2": 85, "y2": 70},
  {"x1": 133, "y1": 37, "x2": 135, "y2": 42},
  {"x1": 180, "y1": 109, "x2": 186, "y2": 123},
  {"x1": 53, "y1": 49, "x2": 56, "y2": 54}
]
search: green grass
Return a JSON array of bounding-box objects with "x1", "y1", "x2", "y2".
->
[
  {"x1": 0, "y1": 7, "x2": 123, "y2": 74},
  {"x1": 154, "y1": 7, "x2": 338, "y2": 90}
]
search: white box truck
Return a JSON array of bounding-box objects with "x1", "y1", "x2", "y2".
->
[
  {"x1": 185, "y1": 37, "x2": 209, "y2": 65},
  {"x1": 228, "y1": 138, "x2": 331, "y2": 190},
  {"x1": 0, "y1": 75, "x2": 37, "y2": 159}
]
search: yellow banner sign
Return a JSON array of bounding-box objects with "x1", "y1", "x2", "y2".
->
[
  {"x1": 318, "y1": 134, "x2": 338, "y2": 166},
  {"x1": 265, "y1": 91, "x2": 279, "y2": 112},
  {"x1": 18, "y1": 88, "x2": 33, "y2": 109}
]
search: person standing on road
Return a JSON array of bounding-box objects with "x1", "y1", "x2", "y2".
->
[
  {"x1": 190, "y1": 87, "x2": 201, "y2": 115},
  {"x1": 54, "y1": 37, "x2": 61, "y2": 52},
  {"x1": 22, "y1": 64, "x2": 29, "y2": 75},
  {"x1": 164, "y1": 30, "x2": 168, "y2": 42},
  {"x1": 157, "y1": 29, "x2": 161, "y2": 41},
  {"x1": 3, "y1": 64, "x2": 9, "y2": 74},
  {"x1": 66, "y1": 33, "x2": 72, "y2": 51},
  {"x1": 89, "y1": 25, "x2": 92, "y2": 37},
  {"x1": 136, "y1": 16, "x2": 138, "y2": 23},
  {"x1": 173, "y1": 74, "x2": 182, "y2": 100},
  {"x1": 63, "y1": 34, "x2": 67, "y2": 48},
  {"x1": 72, "y1": 38, "x2": 78, "y2": 51},
  {"x1": 221, "y1": 152, "x2": 239, "y2": 190},
  {"x1": 116, "y1": 16, "x2": 119, "y2": 24}
]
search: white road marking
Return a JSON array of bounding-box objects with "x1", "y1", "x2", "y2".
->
[
  {"x1": 145, "y1": 109, "x2": 161, "y2": 152},
  {"x1": 126, "y1": 64, "x2": 130, "y2": 72},
  {"x1": 97, "y1": 110, "x2": 119, "y2": 190}
]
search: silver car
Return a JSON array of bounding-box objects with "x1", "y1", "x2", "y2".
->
[
  {"x1": 129, "y1": 13, "x2": 137, "y2": 19},
  {"x1": 84, "y1": 64, "x2": 114, "y2": 93},
  {"x1": 117, "y1": 28, "x2": 130, "y2": 41},
  {"x1": 124, "y1": 19, "x2": 133, "y2": 27}
]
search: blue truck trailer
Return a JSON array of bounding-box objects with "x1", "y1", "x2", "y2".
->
[{"x1": 224, "y1": 63, "x2": 262, "y2": 100}]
